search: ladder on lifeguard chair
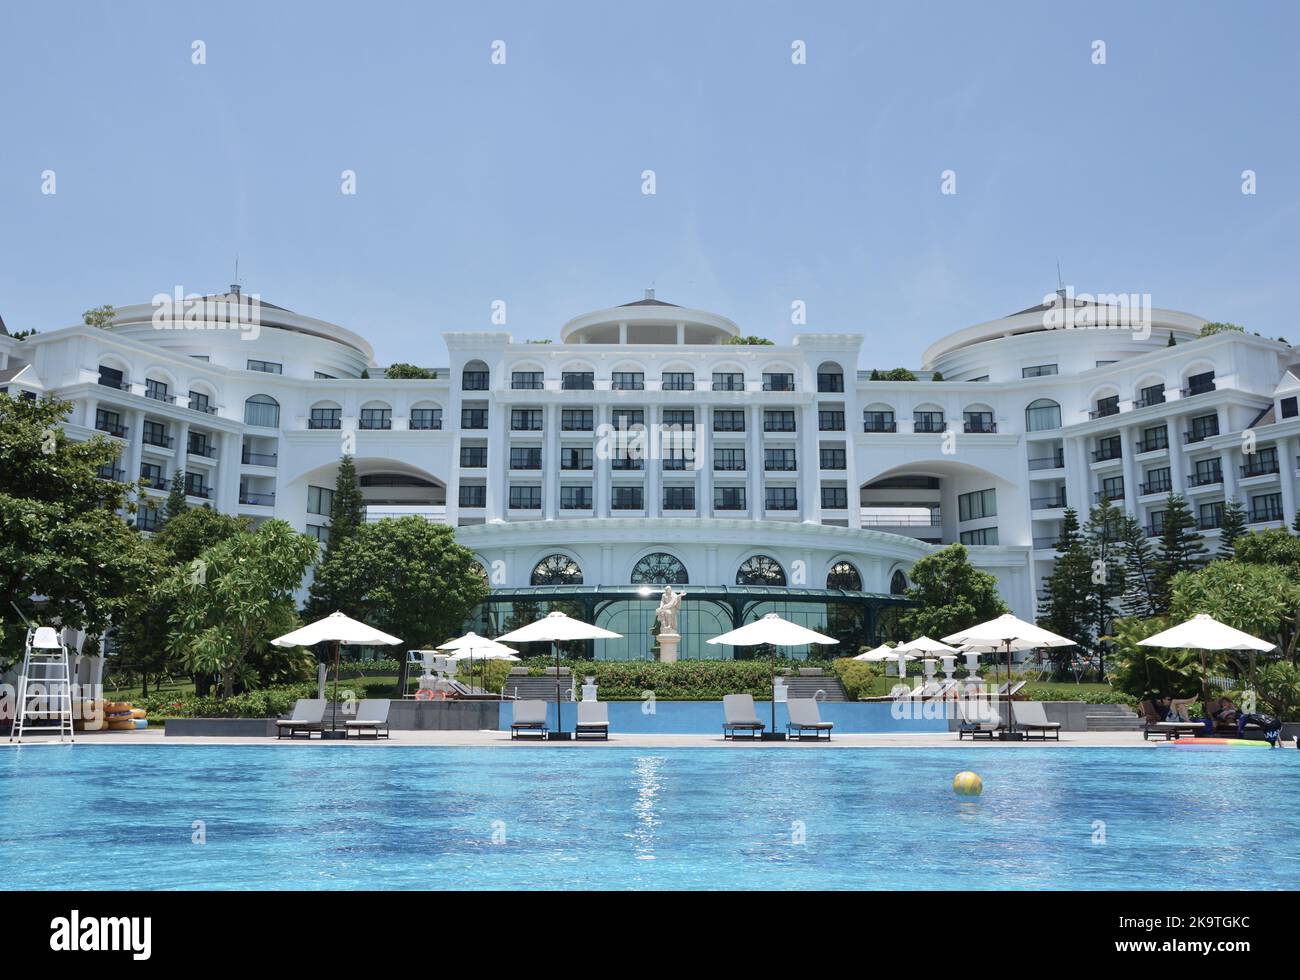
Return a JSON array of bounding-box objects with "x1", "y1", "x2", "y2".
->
[{"x1": 9, "y1": 626, "x2": 75, "y2": 743}]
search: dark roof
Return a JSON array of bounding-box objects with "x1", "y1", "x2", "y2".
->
[
  {"x1": 1007, "y1": 289, "x2": 1099, "y2": 317},
  {"x1": 1248, "y1": 404, "x2": 1275, "y2": 429},
  {"x1": 203, "y1": 290, "x2": 291, "y2": 313},
  {"x1": 0, "y1": 313, "x2": 8, "y2": 336},
  {"x1": 618, "y1": 298, "x2": 680, "y2": 308}
]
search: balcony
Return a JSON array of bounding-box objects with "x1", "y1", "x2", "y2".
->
[
  {"x1": 860, "y1": 514, "x2": 942, "y2": 527},
  {"x1": 963, "y1": 420, "x2": 997, "y2": 433},
  {"x1": 95, "y1": 421, "x2": 128, "y2": 438},
  {"x1": 242, "y1": 450, "x2": 278, "y2": 466},
  {"x1": 186, "y1": 485, "x2": 212, "y2": 500},
  {"x1": 1091, "y1": 446, "x2": 1122, "y2": 463},
  {"x1": 1093, "y1": 490, "x2": 1123, "y2": 505},
  {"x1": 1135, "y1": 436, "x2": 1169, "y2": 454},
  {"x1": 1197, "y1": 514, "x2": 1223, "y2": 531},
  {"x1": 1144, "y1": 525, "x2": 1164, "y2": 538},
  {"x1": 711, "y1": 378, "x2": 745, "y2": 392},
  {"x1": 1184, "y1": 427, "x2": 1219, "y2": 444},
  {"x1": 1240, "y1": 460, "x2": 1280, "y2": 479},
  {"x1": 611, "y1": 378, "x2": 645, "y2": 391},
  {"x1": 1033, "y1": 535, "x2": 1059, "y2": 550},
  {"x1": 1032, "y1": 492, "x2": 1067, "y2": 510},
  {"x1": 1181, "y1": 382, "x2": 1216, "y2": 397},
  {"x1": 140, "y1": 476, "x2": 170, "y2": 492},
  {"x1": 308, "y1": 418, "x2": 342, "y2": 430},
  {"x1": 145, "y1": 388, "x2": 176, "y2": 404},
  {"x1": 1249, "y1": 504, "x2": 1284, "y2": 524},
  {"x1": 662, "y1": 379, "x2": 695, "y2": 392},
  {"x1": 1089, "y1": 405, "x2": 1121, "y2": 420},
  {"x1": 1027, "y1": 452, "x2": 1065, "y2": 471},
  {"x1": 97, "y1": 376, "x2": 130, "y2": 391},
  {"x1": 762, "y1": 379, "x2": 795, "y2": 392},
  {"x1": 142, "y1": 432, "x2": 174, "y2": 449},
  {"x1": 358, "y1": 418, "x2": 393, "y2": 430},
  {"x1": 188, "y1": 399, "x2": 218, "y2": 415},
  {"x1": 95, "y1": 466, "x2": 125, "y2": 482},
  {"x1": 863, "y1": 420, "x2": 898, "y2": 433},
  {"x1": 510, "y1": 379, "x2": 544, "y2": 390},
  {"x1": 763, "y1": 419, "x2": 796, "y2": 433},
  {"x1": 610, "y1": 458, "x2": 643, "y2": 471},
  {"x1": 239, "y1": 491, "x2": 276, "y2": 506},
  {"x1": 913, "y1": 419, "x2": 946, "y2": 434},
  {"x1": 817, "y1": 375, "x2": 845, "y2": 393},
  {"x1": 818, "y1": 414, "x2": 845, "y2": 432},
  {"x1": 462, "y1": 373, "x2": 490, "y2": 391},
  {"x1": 1134, "y1": 392, "x2": 1166, "y2": 409},
  {"x1": 187, "y1": 443, "x2": 217, "y2": 459},
  {"x1": 1189, "y1": 469, "x2": 1223, "y2": 487},
  {"x1": 561, "y1": 376, "x2": 595, "y2": 391},
  {"x1": 408, "y1": 416, "x2": 442, "y2": 431},
  {"x1": 1140, "y1": 480, "x2": 1172, "y2": 496}
]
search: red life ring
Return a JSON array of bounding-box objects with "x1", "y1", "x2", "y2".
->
[{"x1": 415, "y1": 688, "x2": 436, "y2": 701}]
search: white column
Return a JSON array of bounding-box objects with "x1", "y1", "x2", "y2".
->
[
  {"x1": 485, "y1": 397, "x2": 506, "y2": 522},
  {"x1": 696, "y1": 409, "x2": 712, "y2": 517},
  {"x1": 801, "y1": 404, "x2": 821, "y2": 524},
  {"x1": 1279, "y1": 436, "x2": 1297, "y2": 527},
  {"x1": 544, "y1": 403, "x2": 559, "y2": 520},
  {"x1": 216, "y1": 432, "x2": 240, "y2": 512},
  {"x1": 1119, "y1": 426, "x2": 1137, "y2": 515},
  {"x1": 1166, "y1": 414, "x2": 1185, "y2": 490},
  {"x1": 594, "y1": 403, "x2": 610, "y2": 518},
  {"x1": 173, "y1": 420, "x2": 191, "y2": 484},
  {"x1": 748, "y1": 405, "x2": 763, "y2": 517},
  {"x1": 124, "y1": 409, "x2": 145, "y2": 488},
  {"x1": 646, "y1": 404, "x2": 661, "y2": 518},
  {"x1": 1222, "y1": 445, "x2": 1239, "y2": 503}
]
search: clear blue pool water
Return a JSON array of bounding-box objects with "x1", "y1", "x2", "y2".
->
[
  {"x1": 1, "y1": 745, "x2": 1296, "y2": 890},
  {"x1": 497, "y1": 700, "x2": 950, "y2": 734}
]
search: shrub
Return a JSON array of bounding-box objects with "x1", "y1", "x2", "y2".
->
[{"x1": 830, "y1": 658, "x2": 881, "y2": 701}]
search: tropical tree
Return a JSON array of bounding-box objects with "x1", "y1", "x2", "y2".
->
[
  {"x1": 164, "y1": 520, "x2": 317, "y2": 696},
  {"x1": 898, "y1": 543, "x2": 1007, "y2": 640},
  {"x1": 382, "y1": 363, "x2": 438, "y2": 379},
  {"x1": 1153, "y1": 493, "x2": 1206, "y2": 612},
  {"x1": 1107, "y1": 616, "x2": 1202, "y2": 702},
  {"x1": 82, "y1": 305, "x2": 116, "y2": 329}
]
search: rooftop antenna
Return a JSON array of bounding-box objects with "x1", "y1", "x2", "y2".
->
[
  {"x1": 1055, "y1": 260, "x2": 1065, "y2": 296},
  {"x1": 231, "y1": 255, "x2": 241, "y2": 296}
]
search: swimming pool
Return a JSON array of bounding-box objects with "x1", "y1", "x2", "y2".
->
[{"x1": 1, "y1": 746, "x2": 1295, "y2": 890}]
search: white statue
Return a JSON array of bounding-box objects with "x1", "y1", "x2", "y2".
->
[{"x1": 654, "y1": 585, "x2": 684, "y2": 634}]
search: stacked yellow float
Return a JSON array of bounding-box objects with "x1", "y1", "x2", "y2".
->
[{"x1": 83, "y1": 701, "x2": 148, "y2": 732}]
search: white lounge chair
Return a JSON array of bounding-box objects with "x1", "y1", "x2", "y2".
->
[
  {"x1": 786, "y1": 698, "x2": 833, "y2": 741},
  {"x1": 575, "y1": 701, "x2": 609, "y2": 740},
  {"x1": 510, "y1": 700, "x2": 548, "y2": 740},
  {"x1": 345, "y1": 699, "x2": 391, "y2": 739},
  {"x1": 1013, "y1": 701, "x2": 1061, "y2": 741},
  {"x1": 722, "y1": 694, "x2": 765, "y2": 740},
  {"x1": 276, "y1": 699, "x2": 325, "y2": 739},
  {"x1": 955, "y1": 699, "x2": 1002, "y2": 740}
]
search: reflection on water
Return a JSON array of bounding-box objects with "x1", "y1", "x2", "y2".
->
[{"x1": 628, "y1": 755, "x2": 665, "y2": 860}]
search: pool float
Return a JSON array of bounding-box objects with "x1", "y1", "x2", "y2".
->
[
  {"x1": 1159, "y1": 738, "x2": 1274, "y2": 748},
  {"x1": 107, "y1": 718, "x2": 138, "y2": 731},
  {"x1": 132, "y1": 718, "x2": 148, "y2": 729},
  {"x1": 129, "y1": 708, "x2": 147, "y2": 719},
  {"x1": 952, "y1": 771, "x2": 983, "y2": 796},
  {"x1": 414, "y1": 688, "x2": 436, "y2": 701}
]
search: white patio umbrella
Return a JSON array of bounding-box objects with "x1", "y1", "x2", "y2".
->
[
  {"x1": 1138, "y1": 614, "x2": 1275, "y2": 699},
  {"x1": 496, "y1": 611, "x2": 621, "y2": 737},
  {"x1": 438, "y1": 632, "x2": 519, "y2": 692},
  {"x1": 708, "y1": 613, "x2": 838, "y2": 736},
  {"x1": 894, "y1": 636, "x2": 961, "y2": 685},
  {"x1": 943, "y1": 614, "x2": 1074, "y2": 735},
  {"x1": 853, "y1": 643, "x2": 897, "y2": 662},
  {"x1": 272, "y1": 612, "x2": 402, "y2": 737}
]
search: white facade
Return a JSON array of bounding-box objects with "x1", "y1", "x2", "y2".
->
[{"x1": 4, "y1": 287, "x2": 1297, "y2": 623}]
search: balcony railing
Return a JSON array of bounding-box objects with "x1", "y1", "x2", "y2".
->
[
  {"x1": 1240, "y1": 460, "x2": 1280, "y2": 478},
  {"x1": 1091, "y1": 446, "x2": 1122, "y2": 462},
  {"x1": 239, "y1": 491, "x2": 276, "y2": 506},
  {"x1": 1094, "y1": 490, "x2": 1123, "y2": 504},
  {"x1": 96, "y1": 466, "x2": 125, "y2": 482},
  {"x1": 408, "y1": 417, "x2": 442, "y2": 431},
  {"x1": 189, "y1": 399, "x2": 218, "y2": 415},
  {"x1": 187, "y1": 443, "x2": 216, "y2": 458},
  {"x1": 1134, "y1": 393, "x2": 1166, "y2": 409},
  {"x1": 1181, "y1": 382, "x2": 1216, "y2": 397},
  {"x1": 1144, "y1": 525, "x2": 1164, "y2": 538},
  {"x1": 1027, "y1": 452, "x2": 1065, "y2": 470},
  {"x1": 308, "y1": 418, "x2": 342, "y2": 430},
  {"x1": 186, "y1": 485, "x2": 212, "y2": 500},
  {"x1": 1089, "y1": 405, "x2": 1121, "y2": 419},
  {"x1": 611, "y1": 379, "x2": 645, "y2": 391},
  {"x1": 1249, "y1": 505, "x2": 1284, "y2": 524},
  {"x1": 1197, "y1": 514, "x2": 1223, "y2": 531},
  {"x1": 561, "y1": 376, "x2": 595, "y2": 391},
  {"x1": 1032, "y1": 493, "x2": 1067, "y2": 510},
  {"x1": 963, "y1": 420, "x2": 997, "y2": 433},
  {"x1": 818, "y1": 415, "x2": 845, "y2": 431},
  {"x1": 913, "y1": 419, "x2": 946, "y2": 433},
  {"x1": 863, "y1": 421, "x2": 898, "y2": 433},
  {"x1": 358, "y1": 418, "x2": 392, "y2": 430},
  {"x1": 139, "y1": 476, "x2": 169, "y2": 492},
  {"x1": 762, "y1": 379, "x2": 795, "y2": 392},
  {"x1": 860, "y1": 514, "x2": 942, "y2": 527},
  {"x1": 142, "y1": 433, "x2": 174, "y2": 448},
  {"x1": 1140, "y1": 480, "x2": 1172, "y2": 496},
  {"x1": 1135, "y1": 436, "x2": 1169, "y2": 453},
  {"x1": 1184, "y1": 427, "x2": 1218, "y2": 444},
  {"x1": 662, "y1": 380, "x2": 695, "y2": 391},
  {"x1": 145, "y1": 389, "x2": 177, "y2": 404},
  {"x1": 242, "y1": 450, "x2": 278, "y2": 466},
  {"x1": 97, "y1": 378, "x2": 130, "y2": 391},
  {"x1": 1189, "y1": 470, "x2": 1223, "y2": 487},
  {"x1": 763, "y1": 419, "x2": 796, "y2": 432},
  {"x1": 1033, "y1": 535, "x2": 1059, "y2": 549},
  {"x1": 510, "y1": 379, "x2": 544, "y2": 390}
]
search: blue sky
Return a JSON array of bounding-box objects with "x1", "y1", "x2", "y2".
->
[{"x1": 2, "y1": 1, "x2": 1298, "y2": 367}]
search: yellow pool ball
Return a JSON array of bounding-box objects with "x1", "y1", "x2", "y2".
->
[{"x1": 952, "y1": 771, "x2": 983, "y2": 796}]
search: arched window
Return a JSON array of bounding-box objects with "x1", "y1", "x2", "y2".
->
[
  {"x1": 631, "y1": 553, "x2": 688, "y2": 585},
  {"x1": 1025, "y1": 398, "x2": 1061, "y2": 432},
  {"x1": 530, "y1": 554, "x2": 583, "y2": 586},
  {"x1": 826, "y1": 561, "x2": 862, "y2": 591},
  {"x1": 244, "y1": 394, "x2": 280, "y2": 428},
  {"x1": 890, "y1": 569, "x2": 909, "y2": 595},
  {"x1": 736, "y1": 555, "x2": 786, "y2": 586}
]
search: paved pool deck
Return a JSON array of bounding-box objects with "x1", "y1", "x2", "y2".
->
[{"x1": 0, "y1": 729, "x2": 1194, "y2": 748}]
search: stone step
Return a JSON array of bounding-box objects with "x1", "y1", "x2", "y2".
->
[
  {"x1": 1081, "y1": 702, "x2": 1135, "y2": 715},
  {"x1": 783, "y1": 676, "x2": 848, "y2": 702}
]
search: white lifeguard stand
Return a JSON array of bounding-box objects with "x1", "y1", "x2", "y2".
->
[{"x1": 9, "y1": 626, "x2": 75, "y2": 743}]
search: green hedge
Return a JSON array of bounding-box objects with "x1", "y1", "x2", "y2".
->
[{"x1": 510, "y1": 657, "x2": 809, "y2": 700}]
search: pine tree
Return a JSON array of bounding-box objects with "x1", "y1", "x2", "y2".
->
[
  {"x1": 1037, "y1": 508, "x2": 1092, "y2": 665},
  {"x1": 161, "y1": 468, "x2": 188, "y2": 525},
  {"x1": 1153, "y1": 493, "x2": 1207, "y2": 612},
  {"x1": 1118, "y1": 514, "x2": 1159, "y2": 618},
  {"x1": 1217, "y1": 497, "x2": 1247, "y2": 558},
  {"x1": 305, "y1": 454, "x2": 367, "y2": 618},
  {"x1": 1083, "y1": 500, "x2": 1126, "y2": 680},
  {"x1": 1291, "y1": 510, "x2": 1300, "y2": 537}
]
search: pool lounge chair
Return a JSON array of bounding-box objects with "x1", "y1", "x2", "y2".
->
[
  {"x1": 1013, "y1": 701, "x2": 1061, "y2": 741},
  {"x1": 786, "y1": 698, "x2": 833, "y2": 741},
  {"x1": 510, "y1": 700, "x2": 548, "y2": 740},
  {"x1": 276, "y1": 699, "x2": 326, "y2": 739},
  {"x1": 345, "y1": 699, "x2": 391, "y2": 739},
  {"x1": 955, "y1": 699, "x2": 1002, "y2": 740},
  {"x1": 575, "y1": 701, "x2": 610, "y2": 740},
  {"x1": 994, "y1": 680, "x2": 1026, "y2": 699},
  {"x1": 1138, "y1": 701, "x2": 1202, "y2": 741},
  {"x1": 722, "y1": 694, "x2": 765, "y2": 740}
]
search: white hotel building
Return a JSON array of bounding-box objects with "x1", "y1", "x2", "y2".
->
[{"x1": 3, "y1": 288, "x2": 1298, "y2": 658}]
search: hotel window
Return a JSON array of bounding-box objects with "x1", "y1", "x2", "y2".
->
[
  {"x1": 611, "y1": 371, "x2": 645, "y2": 391},
  {"x1": 359, "y1": 407, "x2": 392, "y2": 430},
  {"x1": 1198, "y1": 500, "x2": 1225, "y2": 530},
  {"x1": 459, "y1": 485, "x2": 486, "y2": 508},
  {"x1": 1100, "y1": 476, "x2": 1124, "y2": 502},
  {"x1": 1143, "y1": 467, "x2": 1171, "y2": 495},
  {"x1": 1093, "y1": 394, "x2": 1120, "y2": 418},
  {"x1": 1024, "y1": 398, "x2": 1061, "y2": 432},
  {"x1": 764, "y1": 448, "x2": 797, "y2": 471},
  {"x1": 712, "y1": 372, "x2": 745, "y2": 391},
  {"x1": 1193, "y1": 457, "x2": 1222, "y2": 486},
  {"x1": 765, "y1": 487, "x2": 798, "y2": 511},
  {"x1": 611, "y1": 486, "x2": 644, "y2": 510},
  {"x1": 1242, "y1": 446, "x2": 1279, "y2": 477},
  {"x1": 1095, "y1": 435, "x2": 1122, "y2": 461},
  {"x1": 662, "y1": 486, "x2": 696, "y2": 511},
  {"x1": 819, "y1": 447, "x2": 846, "y2": 470},
  {"x1": 714, "y1": 486, "x2": 747, "y2": 510},
  {"x1": 1185, "y1": 371, "x2": 1216, "y2": 396},
  {"x1": 187, "y1": 432, "x2": 212, "y2": 456},
  {"x1": 1138, "y1": 425, "x2": 1169, "y2": 452},
  {"x1": 560, "y1": 486, "x2": 592, "y2": 510},
  {"x1": 145, "y1": 378, "x2": 171, "y2": 402},
  {"x1": 308, "y1": 485, "x2": 334, "y2": 516},
  {"x1": 510, "y1": 409, "x2": 543, "y2": 431},
  {"x1": 140, "y1": 462, "x2": 165, "y2": 488},
  {"x1": 1149, "y1": 510, "x2": 1167, "y2": 536},
  {"x1": 763, "y1": 410, "x2": 796, "y2": 432},
  {"x1": 462, "y1": 369, "x2": 489, "y2": 391},
  {"x1": 1282, "y1": 396, "x2": 1298, "y2": 419},
  {"x1": 244, "y1": 394, "x2": 280, "y2": 428},
  {"x1": 310, "y1": 407, "x2": 342, "y2": 429},
  {"x1": 662, "y1": 371, "x2": 694, "y2": 391},
  {"x1": 818, "y1": 410, "x2": 845, "y2": 431},
  {"x1": 509, "y1": 485, "x2": 542, "y2": 510},
  {"x1": 97, "y1": 365, "x2": 126, "y2": 389},
  {"x1": 1022, "y1": 364, "x2": 1058, "y2": 378},
  {"x1": 511, "y1": 371, "x2": 543, "y2": 390},
  {"x1": 958, "y1": 488, "x2": 996, "y2": 522},
  {"x1": 561, "y1": 409, "x2": 593, "y2": 431},
  {"x1": 611, "y1": 452, "x2": 643, "y2": 471},
  {"x1": 913, "y1": 410, "x2": 945, "y2": 433},
  {"x1": 188, "y1": 391, "x2": 213, "y2": 414},
  {"x1": 762, "y1": 372, "x2": 794, "y2": 392},
  {"x1": 459, "y1": 446, "x2": 487, "y2": 467},
  {"x1": 960, "y1": 527, "x2": 999, "y2": 545},
  {"x1": 307, "y1": 524, "x2": 330, "y2": 543},
  {"x1": 561, "y1": 447, "x2": 593, "y2": 470},
  {"x1": 1137, "y1": 383, "x2": 1166, "y2": 408},
  {"x1": 95, "y1": 408, "x2": 124, "y2": 436},
  {"x1": 963, "y1": 410, "x2": 995, "y2": 433},
  {"x1": 1251, "y1": 492, "x2": 1284, "y2": 523},
  {"x1": 1188, "y1": 414, "x2": 1219, "y2": 443},
  {"x1": 817, "y1": 372, "x2": 844, "y2": 393},
  {"x1": 611, "y1": 409, "x2": 644, "y2": 429},
  {"x1": 247, "y1": 359, "x2": 282, "y2": 374},
  {"x1": 561, "y1": 371, "x2": 594, "y2": 390},
  {"x1": 136, "y1": 507, "x2": 160, "y2": 532},
  {"x1": 863, "y1": 410, "x2": 896, "y2": 433},
  {"x1": 409, "y1": 408, "x2": 442, "y2": 430},
  {"x1": 663, "y1": 409, "x2": 694, "y2": 427},
  {"x1": 184, "y1": 473, "x2": 209, "y2": 499},
  {"x1": 821, "y1": 486, "x2": 848, "y2": 509},
  {"x1": 713, "y1": 410, "x2": 745, "y2": 432},
  {"x1": 714, "y1": 448, "x2": 745, "y2": 471},
  {"x1": 510, "y1": 447, "x2": 542, "y2": 470},
  {"x1": 142, "y1": 420, "x2": 169, "y2": 447}
]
